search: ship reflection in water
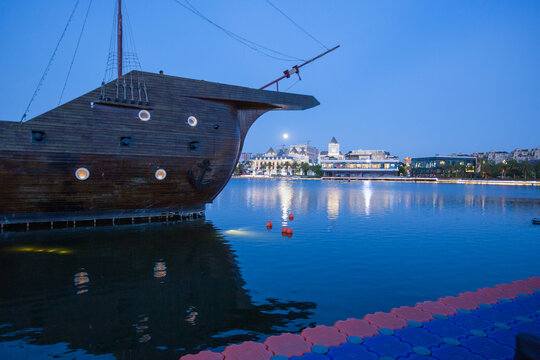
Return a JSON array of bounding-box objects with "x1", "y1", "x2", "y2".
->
[{"x1": 0, "y1": 222, "x2": 315, "y2": 360}]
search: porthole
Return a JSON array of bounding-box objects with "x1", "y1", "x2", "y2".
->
[
  {"x1": 187, "y1": 116, "x2": 198, "y2": 127},
  {"x1": 155, "y1": 169, "x2": 167, "y2": 181},
  {"x1": 138, "y1": 110, "x2": 151, "y2": 121},
  {"x1": 75, "y1": 168, "x2": 90, "y2": 181}
]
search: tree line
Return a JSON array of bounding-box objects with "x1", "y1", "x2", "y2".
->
[
  {"x1": 234, "y1": 161, "x2": 323, "y2": 177},
  {"x1": 479, "y1": 159, "x2": 540, "y2": 179}
]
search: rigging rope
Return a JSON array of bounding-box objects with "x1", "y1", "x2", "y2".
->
[
  {"x1": 171, "y1": 0, "x2": 305, "y2": 62},
  {"x1": 20, "y1": 0, "x2": 80, "y2": 123},
  {"x1": 59, "y1": 0, "x2": 93, "y2": 105},
  {"x1": 264, "y1": 0, "x2": 329, "y2": 50}
]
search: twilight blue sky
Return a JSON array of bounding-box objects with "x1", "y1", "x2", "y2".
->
[{"x1": 1, "y1": 0, "x2": 539, "y2": 158}]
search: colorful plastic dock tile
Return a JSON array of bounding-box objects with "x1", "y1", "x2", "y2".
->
[
  {"x1": 364, "y1": 312, "x2": 408, "y2": 329},
  {"x1": 431, "y1": 345, "x2": 485, "y2": 360},
  {"x1": 265, "y1": 333, "x2": 312, "y2": 358},
  {"x1": 180, "y1": 351, "x2": 224, "y2": 360},
  {"x1": 461, "y1": 336, "x2": 514, "y2": 359},
  {"x1": 363, "y1": 334, "x2": 412, "y2": 358},
  {"x1": 301, "y1": 325, "x2": 347, "y2": 347},
  {"x1": 179, "y1": 278, "x2": 540, "y2": 360},
  {"x1": 221, "y1": 341, "x2": 273, "y2": 360},
  {"x1": 334, "y1": 318, "x2": 378, "y2": 338},
  {"x1": 415, "y1": 300, "x2": 456, "y2": 316},
  {"x1": 390, "y1": 306, "x2": 433, "y2": 322},
  {"x1": 326, "y1": 343, "x2": 378, "y2": 360},
  {"x1": 394, "y1": 327, "x2": 441, "y2": 347}
]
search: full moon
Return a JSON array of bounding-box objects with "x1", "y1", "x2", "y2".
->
[{"x1": 283, "y1": 133, "x2": 289, "y2": 139}]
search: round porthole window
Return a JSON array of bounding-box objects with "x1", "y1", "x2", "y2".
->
[
  {"x1": 155, "y1": 169, "x2": 167, "y2": 180},
  {"x1": 187, "y1": 116, "x2": 198, "y2": 127},
  {"x1": 75, "y1": 168, "x2": 90, "y2": 181},
  {"x1": 138, "y1": 110, "x2": 151, "y2": 121}
]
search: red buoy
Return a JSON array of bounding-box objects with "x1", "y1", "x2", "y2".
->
[
  {"x1": 266, "y1": 221, "x2": 273, "y2": 228},
  {"x1": 286, "y1": 227, "x2": 293, "y2": 234},
  {"x1": 288, "y1": 213, "x2": 294, "y2": 220},
  {"x1": 282, "y1": 227, "x2": 288, "y2": 233}
]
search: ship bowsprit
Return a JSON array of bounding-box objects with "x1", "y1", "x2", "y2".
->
[{"x1": 0, "y1": 70, "x2": 319, "y2": 229}]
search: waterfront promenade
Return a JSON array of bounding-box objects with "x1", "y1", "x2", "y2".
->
[
  {"x1": 181, "y1": 278, "x2": 540, "y2": 360},
  {"x1": 234, "y1": 175, "x2": 540, "y2": 187}
]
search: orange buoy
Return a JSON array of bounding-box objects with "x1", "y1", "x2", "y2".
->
[
  {"x1": 288, "y1": 213, "x2": 294, "y2": 220},
  {"x1": 266, "y1": 221, "x2": 273, "y2": 228},
  {"x1": 286, "y1": 227, "x2": 293, "y2": 234}
]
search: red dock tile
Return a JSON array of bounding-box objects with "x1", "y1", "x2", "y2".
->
[
  {"x1": 458, "y1": 291, "x2": 497, "y2": 305},
  {"x1": 494, "y1": 283, "x2": 520, "y2": 299},
  {"x1": 222, "y1": 341, "x2": 272, "y2": 360},
  {"x1": 180, "y1": 351, "x2": 224, "y2": 360},
  {"x1": 524, "y1": 276, "x2": 540, "y2": 290},
  {"x1": 334, "y1": 318, "x2": 379, "y2": 338},
  {"x1": 264, "y1": 333, "x2": 311, "y2": 357},
  {"x1": 510, "y1": 280, "x2": 536, "y2": 295},
  {"x1": 415, "y1": 301, "x2": 457, "y2": 316},
  {"x1": 438, "y1": 296, "x2": 479, "y2": 310},
  {"x1": 364, "y1": 312, "x2": 407, "y2": 329},
  {"x1": 391, "y1": 306, "x2": 434, "y2": 322},
  {"x1": 301, "y1": 325, "x2": 347, "y2": 347}
]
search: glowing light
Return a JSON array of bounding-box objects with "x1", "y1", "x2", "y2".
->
[
  {"x1": 224, "y1": 228, "x2": 259, "y2": 237},
  {"x1": 75, "y1": 168, "x2": 89, "y2": 181},
  {"x1": 11, "y1": 246, "x2": 72, "y2": 254},
  {"x1": 155, "y1": 169, "x2": 167, "y2": 180},
  {"x1": 283, "y1": 133, "x2": 289, "y2": 139}
]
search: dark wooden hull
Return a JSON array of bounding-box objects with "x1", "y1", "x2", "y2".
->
[{"x1": 0, "y1": 71, "x2": 318, "y2": 224}]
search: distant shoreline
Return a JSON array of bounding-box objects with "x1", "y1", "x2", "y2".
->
[{"x1": 232, "y1": 175, "x2": 539, "y2": 186}]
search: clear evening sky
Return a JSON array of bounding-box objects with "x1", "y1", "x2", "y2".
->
[{"x1": 1, "y1": 0, "x2": 538, "y2": 158}]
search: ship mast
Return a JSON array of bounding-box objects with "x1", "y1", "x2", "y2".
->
[{"x1": 117, "y1": 0, "x2": 123, "y2": 78}]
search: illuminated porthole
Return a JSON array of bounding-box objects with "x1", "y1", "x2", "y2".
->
[
  {"x1": 187, "y1": 116, "x2": 198, "y2": 127},
  {"x1": 75, "y1": 168, "x2": 90, "y2": 181},
  {"x1": 138, "y1": 110, "x2": 151, "y2": 121},
  {"x1": 155, "y1": 169, "x2": 167, "y2": 181}
]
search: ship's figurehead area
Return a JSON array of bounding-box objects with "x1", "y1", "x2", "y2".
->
[{"x1": 0, "y1": 71, "x2": 319, "y2": 225}]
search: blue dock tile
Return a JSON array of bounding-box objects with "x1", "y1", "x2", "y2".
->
[
  {"x1": 363, "y1": 334, "x2": 412, "y2": 358},
  {"x1": 492, "y1": 302, "x2": 533, "y2": 317},
  {"x1": 513, "y1": 322, "x2": 540, "y2": 337},
  {"x1": 461, "y1": 336, "x2": 514, "y2": 359},
  {"x1": 447, "y1": 314, "x2": 493, "y2": 331},
  {"x1": 326, "y1": 343, "x2": 378, "y2": 360},
  {"x1": 395, "y1": 327, "x2": 442, "y2": 347},
  {"x1": 487, "y1": 328, "x2": 518, "y2": 348},
  {"x1": 397, "y1": 355, "x2": 431, "y2": 360},
  {"x1": 431, "y1": 345, "x2": 485, "y2": 360},
  {"x1": 423, "y1": 319, "x2": 469, "y2": 339},
  {"x1": 511, "y1": 295, "x2": 540, "y2": 312},
  {"x1": 471, "y1": 308, "x2": 515, "y2": 324},
  {"x1": 290, "y1": 353, "x2": 331, "y2": 360}
]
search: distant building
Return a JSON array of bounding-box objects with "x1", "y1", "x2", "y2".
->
[
  {"x1": 411, "y1": 155, "x2": 476, "y2": 177},
  {"x1": 319, "y1": 137, "x2": 399, "y2": 178},
  {"x1": 510, "y1": 147, "x2": 540, "y2": 162},
  {"x1": 346, "y1": 149, "x2": 398, "y2": 161},
  {"x1": 289, "y1": 144, "x2": 318, "y2": 164},
  {"x1": 250, "y1": 146, "x2": 310, "y2": 176},
  {"x1": 471, "y1": 150, "x2": 509, "y2": 164},
  {"x1": 239, "y1": 153, "x2": 253, "y2": 162},
  {"x1": 318, "y1": 137, "x2": 345, "y2": 162}
]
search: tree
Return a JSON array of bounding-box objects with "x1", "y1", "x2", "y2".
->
[
  {"x1": 234, "y1": 162, "x2": 245, "y2": 175},
  {"x1": 291, "y1": 161, "x2": 299, "y2": 175},
  {"x1": 300, "y1": 162, "x2": 310, "y2": 176},
  {"x1": 308, "y1": 164, "x2": 323, "y2": 177},
  {"x1": 398, "y1": 162, "x2": 407, "y2": 177}
]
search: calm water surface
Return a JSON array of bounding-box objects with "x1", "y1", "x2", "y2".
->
[{"x1": 1, "y1": 179, "x2": 539, "y2": 359}]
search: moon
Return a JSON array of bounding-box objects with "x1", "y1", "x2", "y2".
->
[{"x1": 283, "y1": 133, "x2": 289, "y2": 139}]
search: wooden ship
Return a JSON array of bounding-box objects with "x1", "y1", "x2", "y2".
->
[{"x1": 0, "y1": 1, "x2": 329, "y2": 229}]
